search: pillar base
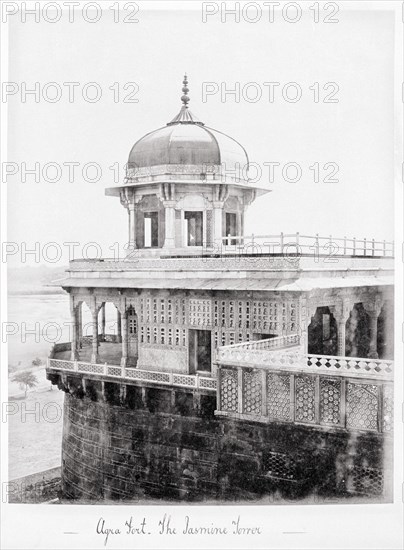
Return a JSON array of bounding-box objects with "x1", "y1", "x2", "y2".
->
[
  {"x1": 70, "y1": 349, "x2": 79, "y2": 361},
  {"x1": 91, "y1": 353, "x2": 99, "y2": 364},
  {"x1": 120, "y1": 357, "x2": 128, "y2": 368},
  {"x1": 163, "y1": 239, "x2": 175, "y2": 249},
  {"x1": 367, "y1": 351, "x2": 379, "y2": 360}
]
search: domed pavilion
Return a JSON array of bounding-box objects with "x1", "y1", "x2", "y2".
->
[{"x1": 106, "y1": 75, "x2": 268, "y2": 253}]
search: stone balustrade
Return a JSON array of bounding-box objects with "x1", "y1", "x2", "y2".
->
[
  {"x1": 218, "y1": 341, "x2": 393, "y2": 381},
  {"x1": 218, "y1": 334, "x2": 300, "y2": 355},
  {"x1": 306, "y1": 354, "x2": 393, "y2": 380},
  {"x1": 216, "y1": 363, "x2": 393, "y2": 434},
  {"x1": 47, "y1": 357, "x2": 216, "y2": 391}
]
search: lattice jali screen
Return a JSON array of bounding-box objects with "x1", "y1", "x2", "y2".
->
[
  {"x1": 382, "y1": 384, "x2": 394, "y2": 433},
  {"x1": 295, "y1": 375, "x2": 316, "y2": 423},
  {"x1": 172, "y1": 374, "x2": 196, "y2": 388},
  {"x1": 242, "y1": 369, "x2": 262, "y2": 415},
  {"x1": 220, "y1": 368, "x2": 238, "y2": 412},
  {"x1": 348, "y1": 466, "x2": 384, "y2": 496},
  {"x1": 107, "y1": 366, "x2": 122, "y2": 377},
  {"x1": 189, "y1": 299, "x2": 212, "y2": 327},
  {"x1": 320, "y1": 378, "x2": 341, "y2": 425},
  {"x1": 77, "y1": 363, "x2": 104, "y2": 374},
  {"x1": 267, "y1": 372, "x2": 291, "y2": 421},
  {"x1": 346, "y1": 382, "x2": 378, "y2": 431},
  {"x1": 263, "y1": 451, "x2": 297, "y2": 481},
  {"x1": 199, "y1": 377, "x2": 217, "y2": 390},
  {"x1": 49, "y1": 359, "x2": 74, "y2": 371},
  {"x1": 125, "y1": 369, "x2": 170, "y2": 383}
]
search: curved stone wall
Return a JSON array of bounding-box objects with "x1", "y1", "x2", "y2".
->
[{"x1": 61, "y1": 387, "x2": 392, "y2": 503}]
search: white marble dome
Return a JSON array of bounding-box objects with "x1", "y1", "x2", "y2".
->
[
  {"x1": 128, "y1": 116, "x2": 249, "y2": 173},
  {"x1": 126, "y1": 78, "x2": 249, "y2": 185}
]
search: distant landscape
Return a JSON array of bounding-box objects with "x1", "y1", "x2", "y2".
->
[
  {"x1": 8, "y1": 264, "x2": 68, "y2": 295},
  {"x1": 7, "y1": 266, "x2": 70, "y2": 479}
]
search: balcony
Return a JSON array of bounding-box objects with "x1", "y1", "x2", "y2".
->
[
  {"x1": 217, "y1": 334, "x2": 301, "y2": 365},
  {"x1": 217, "y1": 336, "x2": 393, "y2": 380},
  {"x1": 47, "y1": 341, "x2": 216, "y2": 392},
  {"x1": 215, "y1": 338, "x2": 393, "y2": 434}
]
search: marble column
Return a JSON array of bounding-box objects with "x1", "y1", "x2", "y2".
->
[
  {"x1": 120, "y1": 188, "x2": 136, "y2": 250},
  {"x1": 337, "y1": 319, "x2": 346, "y2": 356},
  {"x1": 367, "y1": 311, "x2": 379, "y2": 359},
  {"x1": 330, "y1": 301, "x2": 352, "y2": 357},
  {"x1": 212, "y1": 201, "x2": 223, "y2": 248},
  {"x1": 383, "y1": 299, "x2": 394, "y2": 359},
  {"x1": 128, "y1": 204, "x2": 136, "y2": 249},
  {"x1": 91, "y1": 302, "x2": 99, "y2": 364},
  {"x1": 120, "y1": 311, "x2": 128, "y2": 368},
  {"x1": 70, "y1": 297, "x2": 79, "y2": 361},
  {"x1": 363, "y1": 299, "x2": 383, "y2": 360},
  {"x1": 76, "y1": 302, "x2": 82, "y2": 346},
  {"x1": 100, "y1": 303, "x2": 106, "y2": 341},
  {"x1": 306, "y1": 302, "x2": 318, "y2": 354},
  {"x1": 117, "y1": 309, "x2": 122, "y2": 343},
  {"x1": 163, "y1": 200, "x2": 176, "y2": 249}
]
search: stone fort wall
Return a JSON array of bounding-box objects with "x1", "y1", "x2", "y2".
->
[{"x1": 60, "y1": 384, "x2": 392, "y2": 503}]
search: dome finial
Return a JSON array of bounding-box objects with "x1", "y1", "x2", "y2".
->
[{"x1": 181, "y1": 73, "x2": 190, "y2": 108}]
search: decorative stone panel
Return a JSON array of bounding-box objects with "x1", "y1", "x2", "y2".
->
[
  {"x1": 220, "y1": 368, "x2": 238, "y2": 412},
  {"x1": 267, "y1": 373, "x2": 291, "y2": 421},
  {"x1": 295, "y1": 375, "x2": 316, "y2": 423},
  {"x1": 242, "y1": 369, "x2": 262, "y2": 415},
  {"x1": 346, "y1": 382, "x2": 378, "y2": 431}
]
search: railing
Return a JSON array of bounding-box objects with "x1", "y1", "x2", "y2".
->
[
  {"x1": 47, "y1": 357, "x2": 216, "y2": 391},
  {"x1": 218, "y1": 334, "x2": 299, "y2": 355},
  {"x1": 216, "y1": 363, "x2": 393, "y2": 434},
  {"x1": 219, "y1": 233, "x2": 394, "y2": 258},
  {"x1": 217, "y1": 343, "x2": 393, "y2": 381},
  {"x1": 307, "y1": 354, "x2": 393, "y2": 380},
  {"x1": 79, "y1": 334, "x2": 120, "y2": 345}
]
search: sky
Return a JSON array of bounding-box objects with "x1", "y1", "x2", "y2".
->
[{"x1": 5, "y1": 3, "x2": 395, "y2": 266}]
